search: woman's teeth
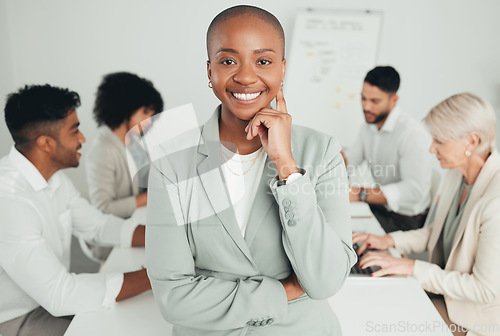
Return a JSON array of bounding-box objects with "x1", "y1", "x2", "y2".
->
[{"x1": 232, "y1": 92, "x2": 261, "y2": 101}]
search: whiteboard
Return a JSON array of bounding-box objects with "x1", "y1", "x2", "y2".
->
[{"x1": 284, "y1": 9, "x2": 383, "y2": 147}]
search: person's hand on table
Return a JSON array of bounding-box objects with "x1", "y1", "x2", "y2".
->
[
  {"x1": 352, "y1": 232, "x2": 395, "y2": 255},
  {"x1": 358, "y1": 252, "x2": 415, "y2": 277}
]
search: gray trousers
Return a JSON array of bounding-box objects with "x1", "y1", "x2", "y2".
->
[{"x1": 0, "y1": 306, "x2": 72, "y2": 336}]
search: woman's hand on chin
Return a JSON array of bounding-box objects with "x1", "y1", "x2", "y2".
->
[{"x1": 245, "y1": 87, "x2": 297, "y2": 178}]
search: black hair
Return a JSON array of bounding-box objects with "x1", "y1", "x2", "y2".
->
[
  {"x1": 206, "y1": 5, "x2": 285, "y2": 58},
  {"x1": 93, "y1": 72, "x2": 164, "y2": 130},
  {"x1": 4, "y1": 84, "x2": 81, "y2": 150},
  {"x1": 364, "y1": 66, "x2": 400, "y2": 94}
]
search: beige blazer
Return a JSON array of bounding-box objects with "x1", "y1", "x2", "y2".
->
[
  {"x1": 391, "y1": 151, "x2": 500, "y2": 336},
  {"x1": 86, "y1": 126, "x2": 137, "y2": 218}
]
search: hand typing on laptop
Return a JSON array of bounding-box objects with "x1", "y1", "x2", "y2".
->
[
  {"x1": 352, "y1": 232, "x2": 414, "y2": 277},
  {"x1": 352, "y1": 232, "x2": 395, "y2": 255}
]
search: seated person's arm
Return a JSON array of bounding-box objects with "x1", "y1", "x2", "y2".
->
[
  {"x1": 350, "y1": 186, "x2": 388, "y2": 205},
  {"x1": 66, "y1": 175, "x2": 141, "y2": 248},
  {"x1": 408, "y1": 198, "x2": 500, "y2": 304},
  {"x1": 131, "y1": 225, "x2": 145, "y2": 247},
  {"x1": 116, "y1": 268, "x2": 151, "y2": 301},
  {"x1": 135, "y1": 191, "x2": 147, "y2": 208},
  {"x1": 0, "y1": 200, "x2": 148, "y2": 316}
]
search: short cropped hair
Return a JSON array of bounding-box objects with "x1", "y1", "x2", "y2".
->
[
  {"x1": 93, "y1": 72, "x2": 164, "y2": 130},
  {"x1": 364, "y1": 66, "x2": 400, "y2": 94},
  {"x1": 424, "y1": 92, "x2": 496, "y2": 155},
  {"x1": 4, "y1": 84, "x2": 81, "y2": 149},
  {"x1": 206, "y1": 5, "x2": 285, "y2": 58}
]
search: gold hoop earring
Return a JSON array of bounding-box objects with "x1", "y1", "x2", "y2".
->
[
  {"x1": 208, "y1": 81, "x2": 213, "y2": 89},
  {"x1": 281, "y1": 81, "x2": 284, "y2": 87}
]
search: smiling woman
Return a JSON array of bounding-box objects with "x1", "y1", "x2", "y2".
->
[
  {"x1": 206, "y1": 10, "x2": 286, "y2": 129},
  {"x1": 146, "y1": 5, "x2": 356, "y2": 336}
]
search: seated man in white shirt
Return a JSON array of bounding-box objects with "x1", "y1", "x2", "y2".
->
[
  {"x1": 0, "y1": 84, "x2": 151, "y2": 336},
  {"x1": 343, "y1": 66, "x2": 432, "y2": 232}
]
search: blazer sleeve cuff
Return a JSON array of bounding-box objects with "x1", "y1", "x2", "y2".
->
[
  {"x1": 412, "y1": 259, "x2": 436, "y2": 288},
  {"x1": 389, "y1": 230, "x2": 405, "y2": 251}
]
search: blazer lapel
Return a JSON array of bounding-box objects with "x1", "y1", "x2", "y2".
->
[
  {"x1": 245, "y1": 132, "x2": 300, "y2": 247},
  {"x1": 427, "y1": 171, "x2": 461, "y2": 253},
  {"x1": 244, "y1": 156, "x2": 277, "y2": 247},
  {"x1": 196, "y1": 107, "x2": 255, "y2": 264},
  {"x1": 448, "y1": 151, "x2": 500, "y2": 256}
]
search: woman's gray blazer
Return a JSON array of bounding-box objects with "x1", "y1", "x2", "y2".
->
[{"x1": 146, "y1": 107, "x2": 357, "y2": 336}]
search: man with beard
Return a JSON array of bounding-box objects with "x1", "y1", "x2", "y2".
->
[
  {"x1": 343, "y1": 66, "x2": 432, "y2": 232},
  {"x1": 0, "y1": 85, "x2": 151, "y2": 336}
]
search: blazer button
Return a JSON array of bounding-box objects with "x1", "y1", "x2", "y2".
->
[
  {"x1": 288, "y1": 220, "x2": 296, "y2": 227},
  {"x1": 247, "y1": 320, "x2": 255, "y2": 326},
  {"x1": 282, "y1": 199, "x2": 291, "y2": 207},
  {"x1": 267, "y1": 318, "x2": 274, "y2": 324},
  {"x1": 284, "y1": 207, "x2": 291, "y2": 212},
  {"x1": 285, "y1": 211, "x2": 294, "y2": 219}
]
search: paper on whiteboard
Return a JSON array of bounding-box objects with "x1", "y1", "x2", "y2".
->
[{"x1": 285, "y1": 10, "x2": 382, "y2": 147}]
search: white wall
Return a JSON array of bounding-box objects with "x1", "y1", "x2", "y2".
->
[
  {"x1": 1, "y1": 0, "x2": 500, "y2": 196},
  {"x1": 0, "y1": 0, "x2": 15, "y2": 153}
]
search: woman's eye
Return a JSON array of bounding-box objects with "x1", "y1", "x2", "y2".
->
[
  {"x1": 221, "y1": 59, "x2": 235, "y2": 65},
  {"x1": 258, "y1": 59, "x2": 271, "y2": 65}
]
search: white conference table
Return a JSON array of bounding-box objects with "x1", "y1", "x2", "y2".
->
[{"x1": 65, "y1": 203, "x2": 452, "y2": 336}]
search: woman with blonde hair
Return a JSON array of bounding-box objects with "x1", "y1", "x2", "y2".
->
[{"x1": 353, "y1": 92, "x2": 500, "y2": 336}]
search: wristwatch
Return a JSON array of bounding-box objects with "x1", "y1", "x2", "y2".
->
[
  {"x1": 358, "y1": 189, "x2": 369, "y2": 202},
  {"x1": 277, "y1": 172, "x2": 301, "y2": 187}
]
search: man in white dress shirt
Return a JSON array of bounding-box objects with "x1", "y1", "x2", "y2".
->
[
  {"x1": 343, "y1": 66, "x2": 432, "y2": 232},
  {"x1": 0, "y1": 85, "x2": 151, "y2": 336}
]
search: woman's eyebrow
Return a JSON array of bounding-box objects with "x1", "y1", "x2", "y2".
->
[
  {"x1": 217, "y1": 48, "x2": 239, "y2": 54},
  {"x1": 254, "y1": 48, "x2": 276, "y2": 54},
  {"x1": 216, "y1": 48, "x2": 276, "y2": 55}
]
